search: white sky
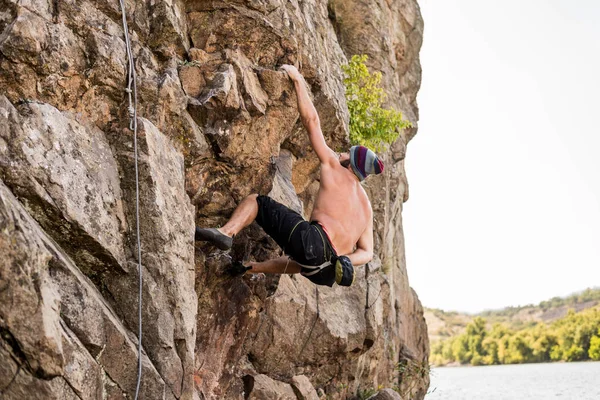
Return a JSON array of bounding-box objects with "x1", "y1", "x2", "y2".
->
[{"x1": 403, "y1": 0, "x2": 600, "y2": 313}]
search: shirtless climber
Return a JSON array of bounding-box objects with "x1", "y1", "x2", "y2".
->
[{"x1": 195, "y1": 65, "x2": 384, "y2": 287}]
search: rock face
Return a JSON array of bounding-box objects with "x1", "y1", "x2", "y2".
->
[
  {"x1": 0, "y1": 0, "x2": 428, "y2": 399},
  {"x1": 367, "y1": 388, "x2": 403, "y2": 400}
]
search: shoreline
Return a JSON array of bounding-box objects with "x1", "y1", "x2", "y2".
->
[{"x1": 433, "y1": 359, "x2": 600, "y2": 368}]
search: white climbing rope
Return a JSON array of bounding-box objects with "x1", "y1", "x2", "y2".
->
[{"x1": 118, "y1": 1, "x2": 143, "y2": 398}]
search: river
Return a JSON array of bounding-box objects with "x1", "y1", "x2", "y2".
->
[{"x1": 426, "y1": 361, "x2": 600, "y2": 400}]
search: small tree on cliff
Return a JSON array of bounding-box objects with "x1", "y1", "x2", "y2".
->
[{"x1": 342, "y1": 54, "x2": 412, "y2": 151}]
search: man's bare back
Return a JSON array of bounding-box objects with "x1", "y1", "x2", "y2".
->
[{"x1": 311, "y1": 161, "x2": 372, "y2": 257}]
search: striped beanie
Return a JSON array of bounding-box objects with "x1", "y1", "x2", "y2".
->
[{"x1": 349, "y1": 145, "x2": 384, "y2": 181}]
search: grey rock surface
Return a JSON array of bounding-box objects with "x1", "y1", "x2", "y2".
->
[
  {"x1": 0, "y1": 181, "x2": 167, "y2": 399},
  {"x1": 367, "y1": 388, "x2": 403, "y2": 400},
  {"x1": 247, "y1": 374, "x2": 297, "y2": 400},
  {"x1": 291, "y1": 375, "x2": 320, "y2": 400},
  {"x1": 0, "y1": 96, "x2": 128, "y2": 279}
]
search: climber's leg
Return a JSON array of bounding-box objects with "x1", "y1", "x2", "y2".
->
[
  {"x1": 253, "y1": 196, "x2": 306, "y2": 252},
  {"x1": 195, "y1": 194, "x2": 259, "y2": 249},
  {"x1": 196, "y1": 195, "x2": 304, "y2": 253},
  {"x1": 219, "y1": 193, "x2": 259, "y2": 237},
  {"x1": 247, "y1": 256, "x2": 302, "y2": 274}
]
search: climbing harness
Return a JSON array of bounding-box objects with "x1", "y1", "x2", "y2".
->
[
  {"x1": 300, "y1": 256, "x2": 355, "y2": 287},
  {"x1": 118, "y1": 1, "x2": 143, "y2": 398},
  {"x1": 298, "y1": 260, "x2": 332, "y2": 276},
  {"x1": 282, "y1": 256, "x2": 291, "y2": 275}
]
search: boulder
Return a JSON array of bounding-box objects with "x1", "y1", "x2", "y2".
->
[
  {"x1": 246, "y1": 374, "x2": 297, "y2": 400},
  {"x1": 0, "y1": 181, "x2": 167, "y2": 399},
  {"x1": 0, "y1": 182, "x2": 63, "y2": 379},
  {"x1": 367, "y1": 388, "x2": 402, "y2": 400},
  {"x1": 291, "y1": 375, "x2": 319, "y2": 400},
  {"x1": 0, "y1": 96, "x2": 128, "y2": 279}
]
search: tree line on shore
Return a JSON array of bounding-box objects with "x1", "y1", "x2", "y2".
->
[{"x1": 430, "y1": 306, "x2": 600, "y2": 366}]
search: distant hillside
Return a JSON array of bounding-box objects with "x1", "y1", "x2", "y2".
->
[{"x1": 425, "y1": 287, "x2": 600, "y2": 343}]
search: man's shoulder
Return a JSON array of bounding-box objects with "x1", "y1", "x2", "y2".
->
[
  {"x1": 364, "y1": 193, "x2": 373, "y2": 213},
  {"x1": 358, "y1": 185, "x2": 373, "y2": 214},
  {"x1": 319, "y1": 157, "x2": 339, "y2": 169},
  {"x1": 319, "y1": 161, "x2": 344, "y2": 179}
]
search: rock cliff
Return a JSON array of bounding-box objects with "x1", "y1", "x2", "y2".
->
[{"x1": 0, "y1": 0, "x2": 428, "y2": 399}]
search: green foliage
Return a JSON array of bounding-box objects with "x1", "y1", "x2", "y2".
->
[
  {"x1": 342, "y1": 55, "x2": 412, "y2": 151},
  {"x1": 351, "y1": 360, "x2": 431, "y2": 399},
  {"x1": 428, "y1": 288, "x2": 600, "y2": 340},
  {"x1": 430, "y1": 306, "x2": 600, "y2": 366},
  {"x1": 356, "y1": 386, "x2": 378, "y2": 400},
  {"x1": 589, "y1": 335, "x2": 600, "y2": 360},
  {"x1": 394, "y1": 359, "x2": 431, "y2": 399},
  {"x1": 178, "y1": 59, "x2": 201, "y2": 68},
  {"x1": 539, "y1": 287, "x2": 600, "y2": 310}
]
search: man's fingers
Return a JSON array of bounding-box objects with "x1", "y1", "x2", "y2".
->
[{"x1": 280, "y1": 64, "x2": 299, "y2": 77}]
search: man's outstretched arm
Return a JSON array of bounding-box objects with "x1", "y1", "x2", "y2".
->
[{"x1": 281, "y1": 65, "x2": 336, "y2": 164}]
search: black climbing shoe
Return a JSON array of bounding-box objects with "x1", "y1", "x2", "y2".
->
[
  {"x1": 227, "y1": 261, "x2": 252, "y2": 277},
  {"x1": 195, "y1": 227, "x2": 233, "y2": 250}
]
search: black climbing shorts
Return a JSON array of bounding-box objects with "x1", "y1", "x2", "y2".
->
[{"x1": 255, "y1": 195, "x2": 337, "y2": 286}]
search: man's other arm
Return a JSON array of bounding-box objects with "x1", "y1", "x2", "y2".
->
[
  {"x1": 345, "y1": 217, "x2": 374, "y2": 266},
  {"x1": 281, "y1": 65, "x2": 337, "y2": 165}
]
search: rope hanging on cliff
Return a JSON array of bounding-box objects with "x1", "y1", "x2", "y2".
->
[{"x1": 118, "y1": 1, "x2": 143, "y2": 398}]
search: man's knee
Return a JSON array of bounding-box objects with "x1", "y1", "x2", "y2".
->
[{"x1": 246, "y1": 193, "x2": 260, "y2": 205}]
